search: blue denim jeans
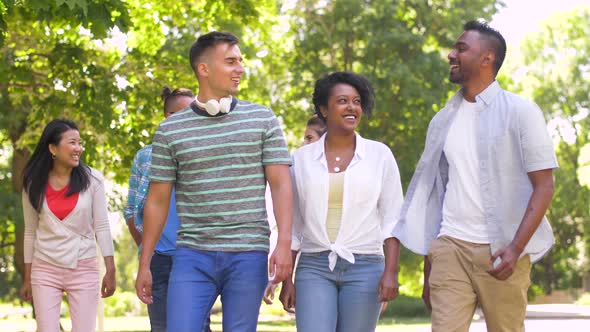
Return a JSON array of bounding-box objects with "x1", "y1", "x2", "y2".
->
[
  {"x1": 295, "y1": 252, "x2": 384, "y2": 332},
  {"x1": 148, "y1": 252, "x2": 172, "y2": 332},
  {"x1": 167, "y1": 247, "x2": 268, "y2": 332}
]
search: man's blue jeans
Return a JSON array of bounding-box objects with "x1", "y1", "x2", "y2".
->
[
  {"x1": 167, "y1": 247, "x2": 268, "y2": 332},
  {"x1": 294, "y1": 252, "x2": 384, "y2": 332},
  {"x1": 148, "y1": 252, "x2": 172, "y2": 332}
]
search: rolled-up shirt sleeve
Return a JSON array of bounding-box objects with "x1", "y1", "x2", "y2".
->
[
  {"x1": 379, "y1": 147, "x2": 404, "y2": 242},
  {"x1": 519, "y1": 102, "x2": 558, "y2": 172}
]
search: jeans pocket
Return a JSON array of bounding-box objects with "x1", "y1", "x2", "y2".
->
[{"x1": 355, "y1": 254, "x2": 384, "y2": 264}]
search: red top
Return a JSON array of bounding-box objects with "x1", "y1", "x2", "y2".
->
[{"x1": 46, "y1": 184, "x2": 79, "y2": 220}]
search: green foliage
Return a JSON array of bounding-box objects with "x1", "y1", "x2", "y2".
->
[
  {"x1": 575, "y1": 293, "x2": 590, "y2": 305},
  {"x1": 381, "y1": 295, "x2": 429, "y2": 318},
  {"x1": 114, "y1": 221, "x2": 139, "y2": 293},
  {"x1": 282, "y1": 0, "x2": 499, "y2": 180},
  {"x1": 103, "y1": 291, "x2": 147, "y2": 317},
  {"x1": 0, "y1": 0, "x2": 503, "y2": 302},
  {"x1": 0, "y1": 145, "x2": 20, "y2": 301},
  {"x1": 509, "y1": 5, "x2": 590, "y2": 293},
  {"x1": 0, "y1": 0, "x2": 130, "y2": 45},
  {"x1": 105, "y1": 0, "x2": 283, "y2": 183},
  {"x1": 4, "y1": 0, "x2": 589, "y2": 306},
  {"x1": 0, "y1": 0, "x2": 134, "y2": 296},
  {"x1": 281, "y1": 0, "x2": 500, "y2": 295}
]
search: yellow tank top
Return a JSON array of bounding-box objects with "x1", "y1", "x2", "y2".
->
[{"x1": 326, "y1": 172, "x2": 345, "y2": 242}]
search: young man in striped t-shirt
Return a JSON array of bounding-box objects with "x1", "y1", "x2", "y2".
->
[{"x1": 135, "y1": 32, "x2": 294, "y2": 332}]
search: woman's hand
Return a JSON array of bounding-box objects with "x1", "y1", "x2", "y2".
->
[
  {"x1": 263, "y1": 282, "x2": 279, "y2": 305},
  {"x1": 20, "y1": 263, "x2": 33, "y2": 302},
  {"x1": 101, "y1": 267, "x2": 116, "y2": 298},
  {"x1": 19, "y1": 281, "x2": 33, "y2": 302},
  {"x1": 278, "y1": 279, "x2": 296, "y2": 313},
  {"x1": 378, "y1": 270, "x2": 399, "y2": 303}
]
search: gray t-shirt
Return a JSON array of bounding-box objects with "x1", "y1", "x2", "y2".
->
[{"x1": 150, "y1": 99, "x2": 291, "y2": 252}]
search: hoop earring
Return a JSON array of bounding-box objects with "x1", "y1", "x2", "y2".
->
[{"x1": 51, "y1": 154, "x2": 56, "y2": 160}]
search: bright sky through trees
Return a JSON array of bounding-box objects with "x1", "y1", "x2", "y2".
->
[{"x1": 491, "y1": 0, "x2": 589, "y2": 45}]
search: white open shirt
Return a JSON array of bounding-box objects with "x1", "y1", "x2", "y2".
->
[{"x1": 291, "y1": 133, "x2": 404, "y2": 270}]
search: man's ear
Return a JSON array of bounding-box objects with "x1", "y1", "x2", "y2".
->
[
  {"x1": 197, "y1": 63, "x2": 209, "y2": 78},
  {"x1": 482, "y1": 51, "x2": 495, "y2": 67}
]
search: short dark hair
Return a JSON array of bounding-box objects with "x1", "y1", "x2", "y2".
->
[
  {"x1": 23, "y1": 119, "x2": 92, "y2": 211},
  {"x1": 161, "y1": 87, "x2": 194, "y2": 114},
  {"x1": 463, "y1": 20, "x2": 506, "y2": 75},
  {"x1": 189, "y1": 31, "x2": 239, "y2": 75},
  {"x1": 312, "y1": 72, "x2": 375, "y2": 121},
  {"x1": 306, "y1": 115, "x2": 327, "y2": 137}
]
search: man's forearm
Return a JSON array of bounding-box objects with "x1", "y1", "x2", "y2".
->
[
  {"x1": 126, "y1": 217, "x2": 142, "y2": 246},
  {"x1": 511, "y1": 170, "x2": 554, "y2": 252},
  {"x1": 139, "y1": 196, "x2": 171, "y2": 266},
  {"x1": 271, "y1": 181, "x2": 293, "y2": 244}
]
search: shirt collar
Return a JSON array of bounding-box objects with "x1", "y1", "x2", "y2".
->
[
  {"x1": 311, "y1": 132, "x2": 366, "y2": 161},
  {"x1": 475, "y1": 80, "x2": 502, "y2": 105},
  {"x1": 449, "y1": 80, "x2": 502, "y2": 108}
]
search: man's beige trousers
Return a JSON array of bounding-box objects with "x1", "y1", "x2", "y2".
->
[{"x1": 428, "y1": 236, "x2": 531, "y2": 332}]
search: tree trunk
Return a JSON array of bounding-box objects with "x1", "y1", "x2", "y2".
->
[{"x1": 11, "y1": 146, "x2": 29, "y2": 280}]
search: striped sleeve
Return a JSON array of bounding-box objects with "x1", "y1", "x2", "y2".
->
[
  {"x1": 262, "y1": 113, "x2": 291, "y2": 165},
  {"x1": 150, "y1": 124, "x2": 177, "y2": 183}
]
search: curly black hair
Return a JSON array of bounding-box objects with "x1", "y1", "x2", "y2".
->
[{"x1": 312, "y1": 72, "x2": 375, "y2": 121}]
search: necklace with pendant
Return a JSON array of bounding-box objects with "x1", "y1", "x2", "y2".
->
[{"x1": 333, "y1": 156, "x2": 342, "y2": 172}]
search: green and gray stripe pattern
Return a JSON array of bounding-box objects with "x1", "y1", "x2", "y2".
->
[{"x1": 150, "y1": 99, "x2": 291, "y2": 252}]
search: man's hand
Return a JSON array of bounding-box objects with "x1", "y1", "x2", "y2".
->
[
  {"x1": 422, "y1": 255, "x2": 432, "y2": 311},
  {"x1": 487, "y1": 242, "x2": 522, "y2": 280},
  {"x1": 378, "y1": 270, "x2": 399, "y2": 303},
  {"x1": 268, "y1": 241, "x2": 292, "y2": 284},
  {"x1": 135, "y1": 264, "x2": 153, "y2": 304},
  {"x1": 279, "y1": 279, "x2": 296, "y2": 313},
  {"x1": 422, "y1": 282, "x2": 432, "y2": 312}
]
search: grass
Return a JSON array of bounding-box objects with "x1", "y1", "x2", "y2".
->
[
  {"x1": 0, "y1": 315, "x2": 431, "y2": 332},
  {"x1": 0, "y1": 296, "x2": 432, "y2": 332}
]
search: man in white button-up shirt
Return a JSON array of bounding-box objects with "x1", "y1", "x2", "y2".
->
[{"x1": 393, "y1": 21, "x2": 557, "y2": 332}]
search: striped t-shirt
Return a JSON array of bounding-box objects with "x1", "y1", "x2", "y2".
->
[{"x1": 150, "y1": 98, "x2": 291, "y2": 252}]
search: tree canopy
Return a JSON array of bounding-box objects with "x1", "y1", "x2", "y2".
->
[
  {"x1": 504, "y1": 5, "x2": 590, "y2": 294},
  {"x1": 2, "y1": 0, "x2": 590, "y2": 303}
]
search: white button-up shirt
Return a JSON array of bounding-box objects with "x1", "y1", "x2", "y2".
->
[
  {"x1": 291, "y1": 133, "x2": 404, "y2": 270},
  {"x1": 392, "y1": 81, "x2": 558, "y2": 262}
]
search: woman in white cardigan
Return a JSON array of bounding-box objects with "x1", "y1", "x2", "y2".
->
[
  {"x1": 280, "y1": 72, "x2": 404, "y2": 332},
  {"x1": 19, "y1": 119, "x2": 116, "y2": 332}
]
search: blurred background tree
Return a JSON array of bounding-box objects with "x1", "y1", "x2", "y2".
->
[
  {"x1": 500, "y1": 5, "x2": 590, "y2": 295},
  {"x1": 1, "y1": 0, "x2": 589, "y2": 310}
]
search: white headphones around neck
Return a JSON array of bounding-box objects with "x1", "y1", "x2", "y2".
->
[{"x1": 194, "y1": 96, "x2": 232, "y2": 116}]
